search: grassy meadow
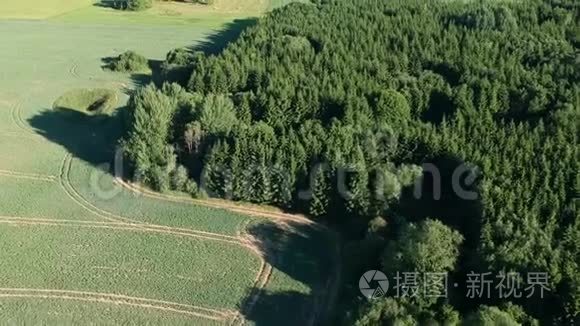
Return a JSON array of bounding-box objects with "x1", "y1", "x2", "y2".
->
[{"x1": 0, "y1": 1, "x2": 333, "y2": 325}]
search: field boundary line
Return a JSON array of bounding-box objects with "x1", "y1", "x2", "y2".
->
[
  {"x1": 229, "y1": 218, "x2": 274, "y2": 326},
  {"x1": 115, "y1": 177, "x2": 342, "y2": 326},
  {"x1": 0, "y1": 169, "x2": 57, "y2": 182}
]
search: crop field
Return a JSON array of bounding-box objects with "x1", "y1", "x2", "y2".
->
[
  {"x1": 0, "y1": 1, "x2": 336, "y2": 325},
  {"x1": 0, "y1": 0, "x2": 301, "y2": 25}
]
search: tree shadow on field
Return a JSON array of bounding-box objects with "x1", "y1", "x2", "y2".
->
[
  {"x1": 191, "y1": 18, "x2": 258, "y2": 55},
  {"x1": 94, "y1": 0, "x2": 124, "y2": 9},
  {"x1": 162, "y1": 18, "x2": 258, "y2": 86},
  {"x1": 28, "y1": 107, "x2": 126, "y2": 168},
  {"x1": 239, "y1": 221, "x2": 338, "y2": 326}
]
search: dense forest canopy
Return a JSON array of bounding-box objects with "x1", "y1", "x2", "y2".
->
[{"x1": 123, "y1": 0, "x2": 579, "y2": 324}]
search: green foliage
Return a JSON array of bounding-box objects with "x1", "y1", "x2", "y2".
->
[
  {"x1": 353, "y1": 298, "x2": 462, "y2": 326},
  {"x1": 464, "y1": 306, "x2": 520, "y2": 326},
  {"x1": 372, "y1": 89, "x2": 412, "y2": 125},
  {"x1": 124, "y1": 84, "x2": 178, "y2": 189},
  {"x1": 166, "y1": 47, "x2": 194, "y2": 66},
  {"x1": 109, "y1": 50, "x2": 149, "y2": 72},
  {"x1": 382, "y1": 219, "x2": 463, "y2": 307},
  {"x1": 110, "y1": 0, "x2": 152, "y2": 11},
  {"x1": 382, "y1": 219, "x2": 464, "y2": 275},
  {"x1": 354, "y1": 298, "x2": 417, "y2": 326},
  {"x1": 198, "y1": 94, "x2": 238, "y2": 135}
]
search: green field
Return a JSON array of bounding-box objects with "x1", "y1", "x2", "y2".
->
[
  {"x1": 0, "y1": 1, "x2": 334, "y2": 325},
  {"x1": 0, "y1": 0, "x2": 299, "y2": 24},
  {"x1": 0, "y1": 0, "x2": 93, "y2": 19}
]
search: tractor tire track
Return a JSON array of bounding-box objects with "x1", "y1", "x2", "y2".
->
[
  {"x1": 10, "y1": 100, "x2": 35, "y2": 134},
  {"x1": 0, "y1": 218, "x2": 244, "y2": 246},
  {"x1": 0, "y1": 288, "x2": 232, "y2": 321},
  {"x1": 0, "y1": 216, "x2": 268, "y2": 323},
  {"x1": 0, "y1": 169, "x2": 56, "y2": 182},
  {"x1": 115, "y1": 178, "x2": 341, "y2": 326},
  {"x1": 69, "y1": 61, "x2": 80, "y2": 79}
]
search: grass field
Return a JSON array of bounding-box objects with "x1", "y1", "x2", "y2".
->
[
  {"x1": 0, "y1": 0, "x2": 93, "y2": 19},
  {"x1": 0, "y1": 1, "x2": 334, "y2": 325},
  {"x1": 1, "y1": 0, "x2": 300, "y2": 24}
]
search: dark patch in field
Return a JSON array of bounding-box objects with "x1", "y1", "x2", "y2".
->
[
  {"x1": 240, "y1": 221, "x2": 336, "y2": 325},
  {"x1": 28, "y1": 107, "x2": 126, "y2": 167},
  {"x1": 191, "y1": 18, "x2": 258, "y2": 55}
]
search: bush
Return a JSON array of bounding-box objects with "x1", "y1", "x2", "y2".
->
[
  {"x1": 464, "y1": 306, "x2": 520, "y2": 326},
  {"x1": 109, "y1": 0, "x2": 152, "y2": 11},
  {"x1": 109, "y1": 51, "x2": 149, "y2": 72},
  {"x1": 171, "y1": 165, "x2": 189, "y2": 191},
  {"x1": 127, "y1": 0, "x2": 152, "y2": 11},
  {"x1": 166, "y1": 48, "x2": 194, "y2": 66},
  {"x1": 185, "y1": 180, "x2": 199, "y2": 198},
  {"x1": 381, "y1": 219, "x2": 464, "y2": 307}
]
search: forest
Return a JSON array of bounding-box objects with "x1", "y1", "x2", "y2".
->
[{"x1": 122, "y1": 0, "x2": 579, "y2": 324}]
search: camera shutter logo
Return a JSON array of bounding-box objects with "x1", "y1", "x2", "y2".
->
[{"x1": 359, "y1": 270, "x2": 389, "y2": 299}]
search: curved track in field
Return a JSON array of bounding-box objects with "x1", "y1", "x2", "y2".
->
[
  {"x1": 57, "y1": 153, "x2": 273, "y2": 325},
  {"x1": 69, "y1": 61, "x2": 80, "y2": 79},
  {"x1": 10, "y1": 99, "x2": 36, "y2": 134}
]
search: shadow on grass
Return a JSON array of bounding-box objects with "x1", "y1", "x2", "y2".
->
[
  {"x1": 190, "y1": 18, "x2": 258, "y2": 55},
  {"x1": 28, "y1": 107, "x2": 126, "y2": 167},
  {"x1": 240, "y1": 221, "x2": 337, "y2": 325},
  {"x1": 161, "y1": 18, "x2": 258, "y2": 86},
  {"x1": 94, "y1": 0, "x2": 123, "y2": 9}
]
